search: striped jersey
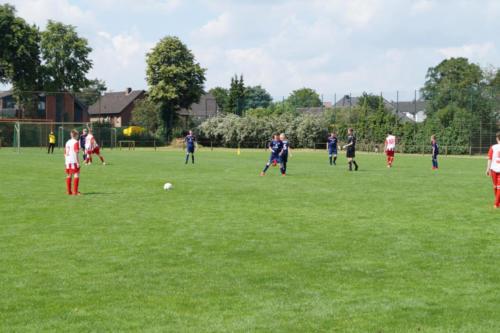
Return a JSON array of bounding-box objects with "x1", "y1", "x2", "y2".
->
[{"x1": 488, "y1": 144, "x2": 500, "y2": 172}]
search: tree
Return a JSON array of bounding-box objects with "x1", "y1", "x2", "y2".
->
[
  {"x1": 0, "y1": 4, "x2": 40, "y2": 93},
  {"x1": 287, "y1": 88, "x2": 322, "y2": 108},
  {"x1": 146, "y1": 36, "x2": 206, "y2": 135},
  {"x1": 131, "y1": 98, "x2": 162, "y2": 136},
  {"x1": 421, "y1": 57, "x2": 485, "y2": 115},
  {"x1": 244, "y1": 85, "x2": 272, "y2": 110},
  {"x1": 208, "y1": 87, "x2": 229, "y2": 112},
  {"x1": 78, "y1": 78, "x2": 107, "y2": 106},
  {"x1": 40, "y1": 21, "x2": 92, "y2": 92},
  {"x1": 225, "y1": 74, "x2": 245, "y2": 115}
]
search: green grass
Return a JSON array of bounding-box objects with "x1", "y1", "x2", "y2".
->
[{"x1": 0, "y1": 147, "x2": 499, "y2": 332}]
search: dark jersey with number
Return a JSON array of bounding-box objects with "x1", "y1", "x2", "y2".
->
[
  {"x1": 79, "y1": 134, "x2": 87, "y2": 149},
  {"x1": 327, "y1": 136, "x2": 338, "y2": 152},
  {"x1": 270, "y1": 139, "x2": 283, "y2": 157},
  {"x1": 347, "y1": 134, "x2": 356, "y2": 151},
  {"x1": 185, "y1": 134, "x2": 196, "y2": 147},
  {"x1": 282, "y1": 140, "x2": 289, "y2": 156}
]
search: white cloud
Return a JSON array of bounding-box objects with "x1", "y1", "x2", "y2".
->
[
  {"x1": 11, "y1": 0, "x2": 95, "y2": 28},
  {"x1": 438, "y1": 43, "x2": 495, "y2": 61},
  {"x1": 199, "y1": 12, "x2": 232, "y2": 39}
]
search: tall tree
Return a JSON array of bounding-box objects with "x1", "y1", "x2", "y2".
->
[
  {"x1": 146, "y1": 36, "x2": 206, "y2": 134},
  {"x1": 421, "y1": 57, "x2": 485, "y2": 115},
  {"x1": 287, "y1": 88, "x2": 322, "y2": 108},
  {"x1": 0, "y1": 4, "x2": 40, "y2": 93},
  {"x1": 244, "y1": 85, "x2": 272, "y2": 110},
  {"x1": 78, "y1": 78, "x2": 107, "y2": 106},
  {"x1": 40, "y1": 20, "x2": 92, "y2": 91},
  {"x1": 132, "y1": 98, "x2": 162, "y2": 136},
  {"x1": 225, "y1": 74, "x2": 245, "y2": 115},
  {"x1": 208, "y1": 87, "x2": 229, "y2": 112}
]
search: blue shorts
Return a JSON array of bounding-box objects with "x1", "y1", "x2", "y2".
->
[
  {"x1": 269, "y1": 154, "x2": 281, "y2": 163},
  {"x1": 329, "y1": 149, "x2": 337, "y2": 156},
  {"x1": 187, "y1": 146, "x2": 195, "y2": 153}
]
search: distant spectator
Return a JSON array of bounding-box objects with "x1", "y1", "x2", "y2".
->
[{"x1": 48, "y1": 131, "x2": 56, "y2": 154}]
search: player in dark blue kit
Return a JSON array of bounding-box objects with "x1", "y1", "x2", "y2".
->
[
  {"x1": 260, "y1": 134, "x2": 283, "y2": 176},
  {"x1": 79, "y1": 128, "x2": 87, "y2": 161},
  {"x1": 431, "y1": 134, "x2": 439, "y2": 170},
  {"x1": 327, "y1": 132, "x2": 338, "y2": 165},
  {"x1": 184, "y1": 130, "x2": 196, "y2": 164},
  {"x1": 279, "y1": 133, "x2": 290, "y2": 176}
]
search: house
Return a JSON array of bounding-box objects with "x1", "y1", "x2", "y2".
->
[
  {"x1": 177, "y1": 93, "x2": 218, "y2": 124},
  {"x1": 88, "y1": 88, "x2": 146, "y2": 127},
  {"x1": 0, "y1": 90, "x2": 89, "y2": 122}
]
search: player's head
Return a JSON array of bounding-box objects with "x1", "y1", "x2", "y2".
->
[
  {"x1": 431, "y1": 134, "x2": 436, "y2": 141},
  {"x1": 188, "y1": 130, "x2": 193, "y2": 135},
  {"x1": 70, "y1": 129, "x2": 79, "y2": 139},
  {"x1": 387, "y1": 130, "x2": 392, "y2": 136},
  {"x1": 88, "y1": 128, "x2": 93, "y2": 134},
  {"x1": 331, "y1": 132, "x2": 336, "y2": 137},
  {"x1": 348, "y1": 128, "x2": 353, "y2": 134},
  {"x1": 82, "y1": 128, "x2": 87, "y2": 134},
  {"x1": 280, "y1": 133, "x2": 286, "y2": 140},
  {"x1": 50, "y1": 131, "x2": 54, "y2": 134},
  {"x1": 496, "y1": 132, "x2": 500, "y2": 143}
]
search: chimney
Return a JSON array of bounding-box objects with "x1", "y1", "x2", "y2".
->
[{"x1": 125, "y1": 87, "x2": 132, "y2": 95}]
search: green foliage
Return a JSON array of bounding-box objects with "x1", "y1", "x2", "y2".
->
[
  {"x1": 40, "y1": 20, "x2": 92, "y2": 91},
  {"x1": 225, "y1": 74, "x2": 246, "y2": 115},
  {"x1": 146, "y1": 36, "x2": 206, "y2": 134},
  {"x1": 78, "y1": 79, "x2": 107, "y2": 106},
  {"x1": 0, "y1": 4, "x2": 40, "y2": 93},
  {"x1": 131, "y1": 98, "x2": 163, "y2": 136},
  {"x1": 208, "y1": 87, "x2": 228, "y2": 112},
  {"x1": 287, "y1": 87, "x2": 322, "y2": 108},
  {"x1": 244, "y1": 85, "x2": 272, "y2": 110}
]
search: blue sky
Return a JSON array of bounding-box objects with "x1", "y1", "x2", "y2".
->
[{"x1": 5, "y1": 0, "x2": 500, "y2": 100}]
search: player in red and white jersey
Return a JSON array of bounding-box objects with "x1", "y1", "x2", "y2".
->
[
  {"x1": 486, "y1": 132, "x2": 500, "y2": 209},
  {"x1": 64, "y1": 129, "x2": 81, "y2": 195},
  {"x1": 384, "y1": 132, "x2": 397, "y2": 168},
  {"x1": 84, "y1": 128, "x2": 105, "y2": 165}
]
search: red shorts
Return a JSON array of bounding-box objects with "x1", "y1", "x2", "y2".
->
[
  {"x1": 492, "y1": 171, "x2": 500, "y2": 189},
  {"x1": 386, "y1": 150, "x2": 395, "y2": 157},
  {"x1": 86, "y1": 147, "x2": 100, "y2": 155},
  {"x1": 65, "y1": 163, "x2": 80, "y2": 175}
]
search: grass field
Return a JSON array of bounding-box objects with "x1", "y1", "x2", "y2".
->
[{"x1": 0, "y1": 148, "x2": 499, "y2": 332}]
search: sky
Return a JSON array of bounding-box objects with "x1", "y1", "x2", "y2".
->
[{"x1": 4, "y1": 0, "x2": 500, "y2": 100}]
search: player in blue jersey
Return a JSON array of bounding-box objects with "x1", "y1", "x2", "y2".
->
[
  {"x1": 431, "y1": 134, "x2": 439, "y2": 170},
  {"x1": 326, "y1": 132, "x2": 338, "y2": 165},
  {"x1": 79, "y1": 128, "x2": 88, "y2": 161},
  {"x1": 279, "y1": 133, "x2": 290, "y2": 176},
  {"x1": 184, "y1": 130, "x2": 196, "y2": 164},
  {"x1": 260, "y1": 134, "x2": 283, "y2": 176}
]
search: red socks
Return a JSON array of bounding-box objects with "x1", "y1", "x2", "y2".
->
[
  {"x1": 99, "y1": 156, "x2": 105, "y2": 163},
  {"x1": 66, "y1": 178, "x2": 72, "y2": 195},
  {"x1": 74, "y1": 177, "x2": 79, "y2": 194}
]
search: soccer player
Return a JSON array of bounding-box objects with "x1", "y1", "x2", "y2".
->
[
  {"x1": 64, "y1": 129, "x2": 81, "y2": 195},
  {"x1": 431, "y1": 135, "x2": 439, "y2": 170},
  {"x1": 48, "y1": 131, "x2": 56, "y2": 154},
  {"x1": 85, "y1": 128, "x2": 105, "y2": 165},
  {"x1": 327, "y1": 132, "x2": 338, "y2": 165},
  {"x1": 279, "y1": 133, "x2": 290, "y2": 176},
  {"x1": 80, "y1": 128, "x2": 88, "y2": 161},
  {"x1": 486, "y1": 132, "x2": 500, "y2": 209},
  {"x1": 185, "y1": 130, "x2": 196, "y2": 164},
  {"x1": 384, "y1": 131, "x2": 396, "y2": 168},
  {"x1": 260, "y1": 134, "x2": 283, "y2": 176},
  {"x1": 343, "y1": 128, "x2": 359, "y2": 171}
]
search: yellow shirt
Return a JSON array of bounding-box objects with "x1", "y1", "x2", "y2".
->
[{"x1": 49, "y1": 134, "x2": 56, "y2": 144}]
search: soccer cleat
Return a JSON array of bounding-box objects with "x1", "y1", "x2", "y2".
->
[
  {"x1": 73, "y1": 192, "x2": 82, "y2": 196},
  {"x1": 260, "y1": 172, "x2": 265, "y2": 176},
  {"x1": 355, "y1": 165, "x2": 359, "y2": 171},
  {"x1": 102, "y1": 162, "x2": 106, "y2": 166}
]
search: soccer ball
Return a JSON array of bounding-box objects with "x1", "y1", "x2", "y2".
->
[{"x1": 163, "y1": 182, "x2": 173, "y2": 191}]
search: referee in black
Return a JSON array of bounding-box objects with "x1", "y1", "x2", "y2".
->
[{"x1": 343, "y1": 128, "x2": 359, "y2": 171}]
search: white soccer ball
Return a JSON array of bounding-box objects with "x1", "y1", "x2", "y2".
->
[{"x1": 163, "y1": 182, "x2": 173, "y2": 191}]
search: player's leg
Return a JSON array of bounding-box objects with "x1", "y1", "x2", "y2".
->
[
  {"x1": 185, "y1": 151, "x2": 189, "y2": 164},
  {"x1": 353, "y1": 158, "x2": 359, "y2": 171},
  {"x1": 66, "y1": 174, "x2": 72, "y2": 195},
  {"x1": 333, "y1": 152, "x2": 337, "y2": 165},
  {"x1": 329, "y1": 152, "x2": 333, "y2": 165},
  {"x1": 51, "y1": 143, "x2": 55, "y2": 154},
  {"x1": 191, "y1": 150, "x2": 195, "y2": 164},
  {"x1": 261, "y1": 156, "x2": 272, "y2": 175},
  {"x1": 73, "y1": 172, "x2": 80, "y2": 195},
  {"x1": 348, "y1": 157, "x2": 353, "y2": 171},
  {"x1": 492, "y1": 171, "x2": 500, "y2": 208}
]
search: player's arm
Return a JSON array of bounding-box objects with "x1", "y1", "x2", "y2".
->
[
  {"x1": 486, "y1": 148, "x2": 493, "y2": 176},
  {"x1": 343, "y1": 141, "x2": 352, "y2": 149}
]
